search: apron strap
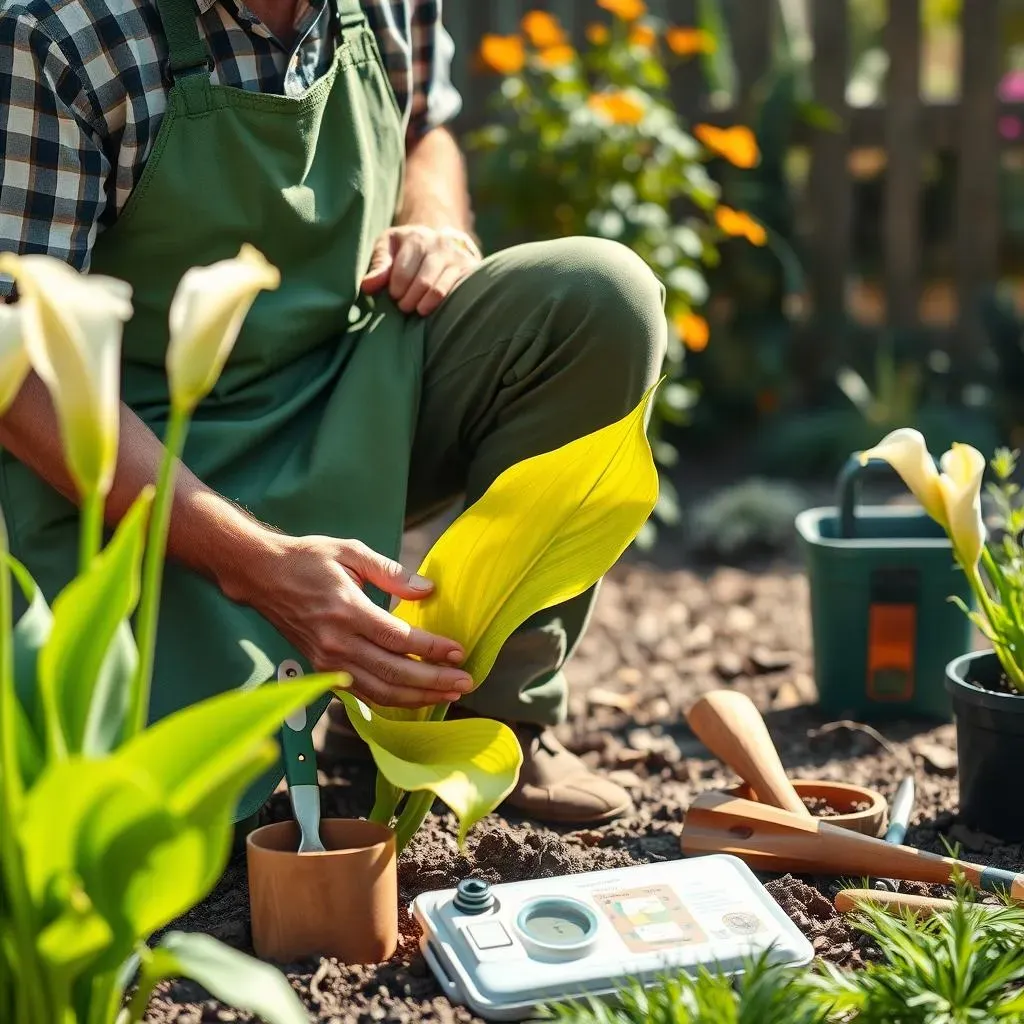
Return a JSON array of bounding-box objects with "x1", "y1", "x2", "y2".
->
[
  {"x1": 334, "y1": 0, "x2": 370, "y2": 27},
  {"x1": 154, "y1": 0, "x2": 211, "y2": 79}
]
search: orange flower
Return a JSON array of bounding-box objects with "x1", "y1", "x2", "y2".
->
[
  {"x1": 586, "y1": 22, "x2": 610, "y2": 45},
  {"x1": 674, "y1": 312, "x2": 710, "y2": 352},
  {"x1": 756, "y1": 389, "x2": 780, "y2": 414},
  {"x1": 479, "y1": 34, "x2": 525, "y2": 75},
  {"x1": 536, "y1": 44, "x2": 576, "y2": 68},
  {"x1": 587, "y1": 91, "x2": 646, "y2": 126},
  {"x1": 715, "y1": 206, "x2": 768, "y2": 246},
  {"x1": 521, "y1": 10, "x2": 566, "y2": 49},
  {"x1": 694, "y1": 124, "x2": 760, "y2": 168},
  {"x1": 629, "y1": 24, "x2": 657, "y2": 48},
  {"x1": 666, "y1": 26, "x2": 716, "y2": 55},
  {"x1": 597, "y1": 0, "x2": 647, "y2": 22}
]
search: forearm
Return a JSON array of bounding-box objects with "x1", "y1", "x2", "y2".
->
[
  {"x1": 0, "y1": 373, "x2": 273, "y2": 595},
  {"x1": 397, "y1": 127, "x2": 475, "y2": 236}
]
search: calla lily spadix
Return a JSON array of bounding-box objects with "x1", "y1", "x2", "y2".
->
[
  {"x1": 166, "y1": 244, "x2": 280, "y2": 414},
  {"x1": 0, "y1": 254, "x2": 133, "y2": 499},
  {"x1": 0, "y1": 303, "x2": 31, "y2": 417}
]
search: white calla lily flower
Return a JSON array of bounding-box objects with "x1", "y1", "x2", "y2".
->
[
  {"x1": 0, "y1": 254, "x2": 132, "y2": 498},
  {"x1": 859, "y1": 428, "x2": 947, "y2": 528},
  {"x1": 937, "y1": 443, "x2": 987, "y2": 567},
  {"x1": 166, "y1": 244, "x2": 280, "y2": 413},
  {"x1": 0, "y1": 303, "x2": 31, "y2": 416}
]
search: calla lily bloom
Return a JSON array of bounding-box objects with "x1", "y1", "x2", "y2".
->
[
  {"x1": 0, "y1": 254, "x2": 133, "y2": 499},
  {"x1": 166, "y1": 244, "x2": 280, "y2": 414},
  {"x1": 859, "y1": 428, "x2": 948, "y2": 528},
  {"x1": 936, "y1": 443, "x2": 987, "y2": 567},
  {"x1": 0, "y1": 303, "x2": 31, "y2": 417}
]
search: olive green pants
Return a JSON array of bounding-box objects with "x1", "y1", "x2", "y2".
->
[{"x1": 404, "y1": 236, "x2": 667, "y2": 726}]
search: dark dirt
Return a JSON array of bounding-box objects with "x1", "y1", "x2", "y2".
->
[
  {"x1": 801, "y1": 795, "x2": 872, "y2": 817},
  {"x1": 142, "y1": 537, "x2": 1024, "y2": 1023}
]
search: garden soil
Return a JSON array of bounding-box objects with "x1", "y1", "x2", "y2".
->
[{"x1": 142, "y1": 533, "x2": 1023, "y2": 1023}]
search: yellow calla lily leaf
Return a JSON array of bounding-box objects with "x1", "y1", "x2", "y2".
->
[
  {"x1": 335, "y1": 692, "x2": 522, "y2": 844},
  {"x1": 393, "y1": 384, "x2": 660, "y2": 692}
]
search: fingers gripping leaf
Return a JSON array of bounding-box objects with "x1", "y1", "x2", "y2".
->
[
  {"x1": 337, "y1": 691, "x2": 522, "y2": 843},
  {"x1": 392, "y1": 386, "x2": 659, "y2": 691}
]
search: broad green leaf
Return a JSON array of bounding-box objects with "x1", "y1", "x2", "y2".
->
[
  {"x1": 35, "y1": 872, "x2": 113, "y2": 980},
  {"x1": 392, "y1": 385, "x2": 659, "y2": 692},
  {"x1": 83, "y1": 620, "x2": 138, "y2": 756},
  {"x1": 338, "y1": 691, "x2": 521, "y2": 843},
  {"x1": 38, "y1": 490, "x2": 151, "y2": 757},
  {"x1": 131, "y1": 933, "x2": 308, "y2": 1024},
  {"x1": 9, "y1": 555, "x2": 52, "y2": 725},
  {"x1": 116, "y1": 676, "x2": 338, "y2": 817}
]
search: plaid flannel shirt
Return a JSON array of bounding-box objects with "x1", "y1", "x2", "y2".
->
[{"x1": 0, "y1": 0, "x2": 461, "y2": 295}]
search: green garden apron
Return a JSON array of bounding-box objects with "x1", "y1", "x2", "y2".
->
[{"x1": 0, "y1": 0, "x2": 419, "y2": 818}]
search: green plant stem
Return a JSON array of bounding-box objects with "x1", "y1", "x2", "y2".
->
[
  {"x1": 967, "y1": 562, "x2": 1024, "y2": 691},
  {"x1": 78, "y1": 490, "x2": 104, "y2": 574},
  {"x1": 0, "y1": 508, "x2": 48, "y2": 1024},
  {"x1": 130, "y1": 407, "x2": 189, "y2": 738},
  {"x1": 393, "y1": 701, "x2": 449, "y2": 852}
]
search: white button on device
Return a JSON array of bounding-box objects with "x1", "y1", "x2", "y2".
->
[{"x1": 466, "y1": 921, "x2": 513, "y2": 950}]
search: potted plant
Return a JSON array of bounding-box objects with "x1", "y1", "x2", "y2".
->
[
  {"x1": 246, "y1": 379, "x2": 662, "y2": 963},
  {"x1": 859, "y1": 428, "x2": 1024, "y2": 840}
]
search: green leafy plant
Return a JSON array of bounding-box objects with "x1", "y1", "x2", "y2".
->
[
  {"x1": 540, "y1": 951, "x2": 829, "y2": 1024},
  {"x1": 819, "y1": 886, "x2": 1024, "y2": 1021},
  {"x1": 0, "y1": 249, "x2": 337, "y2": 1024},
  {"x1": 466, "y1": 2, "x2": 772, "y2": 501}
]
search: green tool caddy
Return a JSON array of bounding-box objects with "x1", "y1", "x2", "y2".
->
[{"x1": 795, "y1": 454, "x2": 973, "y2": 721}]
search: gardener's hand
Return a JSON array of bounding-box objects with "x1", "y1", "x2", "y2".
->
[
  {"x1": 361, "y1": 225, "x2": 481, "y2": 316},
  {"x1": 227, "y1": 533, "x2": 472, "y2": 708}
]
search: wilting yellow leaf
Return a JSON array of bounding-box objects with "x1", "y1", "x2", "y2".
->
[
  {"x1": 588, "y1": 90, "x2": 646, "y2": 125},
  {"x1": 695, "y1": 124, "x2": 760, "y2": 168},
  {"x1": 393, "y1": 385, "x2": 659, "y2": 691},
  {"x1": 521, "y1": 10, "x2": 565, "y2": 48},
  {"x1": 715, "y1": 206, "x2": 768, "y2": 246},
  {"x1": 480, "y1": 34, "x2": 525, "y2": 75},
  {"x1": 598, "y1": 0, "x2": 647, "y2": 21},
  {"x1": 336, "y1": 692, "x2": 522, "y2": 844}
]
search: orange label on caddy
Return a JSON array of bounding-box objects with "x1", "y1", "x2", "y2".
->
[{"x1": 866, "y1": 602, "x2": 916, "y2": 701}]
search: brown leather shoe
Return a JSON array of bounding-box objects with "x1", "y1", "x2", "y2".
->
[
  {"x1": 321, "y1": 704, "x2": 633, "y2": 825},
  {"x1": 502, "y1": 724, "x2": 633, "y2": 825}
]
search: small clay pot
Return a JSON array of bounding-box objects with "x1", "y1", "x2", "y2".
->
[
  {"x1": 247, "y1": 818, "x2": 397, "y2": 964},
  {"x1": 728, "y1": 779, "x2": 887, "y2": 837}
]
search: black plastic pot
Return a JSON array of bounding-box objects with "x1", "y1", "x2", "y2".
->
[{"x1": 946, "y1": 650, "x2": 1024, "y2": 841}]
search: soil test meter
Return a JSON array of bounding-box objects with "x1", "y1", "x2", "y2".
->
[{"x1": 412, "y1": 855, "x2": 813, "y2": 1020}]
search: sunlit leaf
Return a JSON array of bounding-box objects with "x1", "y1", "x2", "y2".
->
[
  {"x1": 337, "y1": 692, "x2": 522, "y2": 844},
  {"x1": 38, "y1": 490, "x2": 152, "y2": 757},
  {"x1": 392, "y1": 385, "x2": 659, "y2": 692},
  {"x1": 128, "y1": 933, "x2": 308, "y2": 1024}
]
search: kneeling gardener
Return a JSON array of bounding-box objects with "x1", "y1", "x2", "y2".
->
[{"x1": 0, "y1": 0, "x2": 666, "y2": 825}]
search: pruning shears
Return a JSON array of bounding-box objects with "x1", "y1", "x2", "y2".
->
[{"x1": 277, "y1": 659, "x2": 326, "y2": 853}]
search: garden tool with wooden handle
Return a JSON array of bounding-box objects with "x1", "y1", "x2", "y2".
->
[
  {"x1": 681, "y1": 792, "x2": 1024, "y2": 901},
  {"x1": 278, "y1": 659, "x2": 326, "y2": 853},
  {"x1": 685, "y1": 689, "x2": 812, "y2": 818},
  {"x1": 834, "y1": 888, "x2": 1003, "y2": 918}
]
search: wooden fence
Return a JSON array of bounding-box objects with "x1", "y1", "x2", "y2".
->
[{"x1": 443, "y1": 0, "x2": 1008, "y2": 354}]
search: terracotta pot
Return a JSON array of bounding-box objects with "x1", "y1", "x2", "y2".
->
[
  {"x1": 247, "y1": 818, "x2": 397, "y2": 964},
  {"x1": 728, "y1": 779, "x2": 887, "y2": 837}
]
